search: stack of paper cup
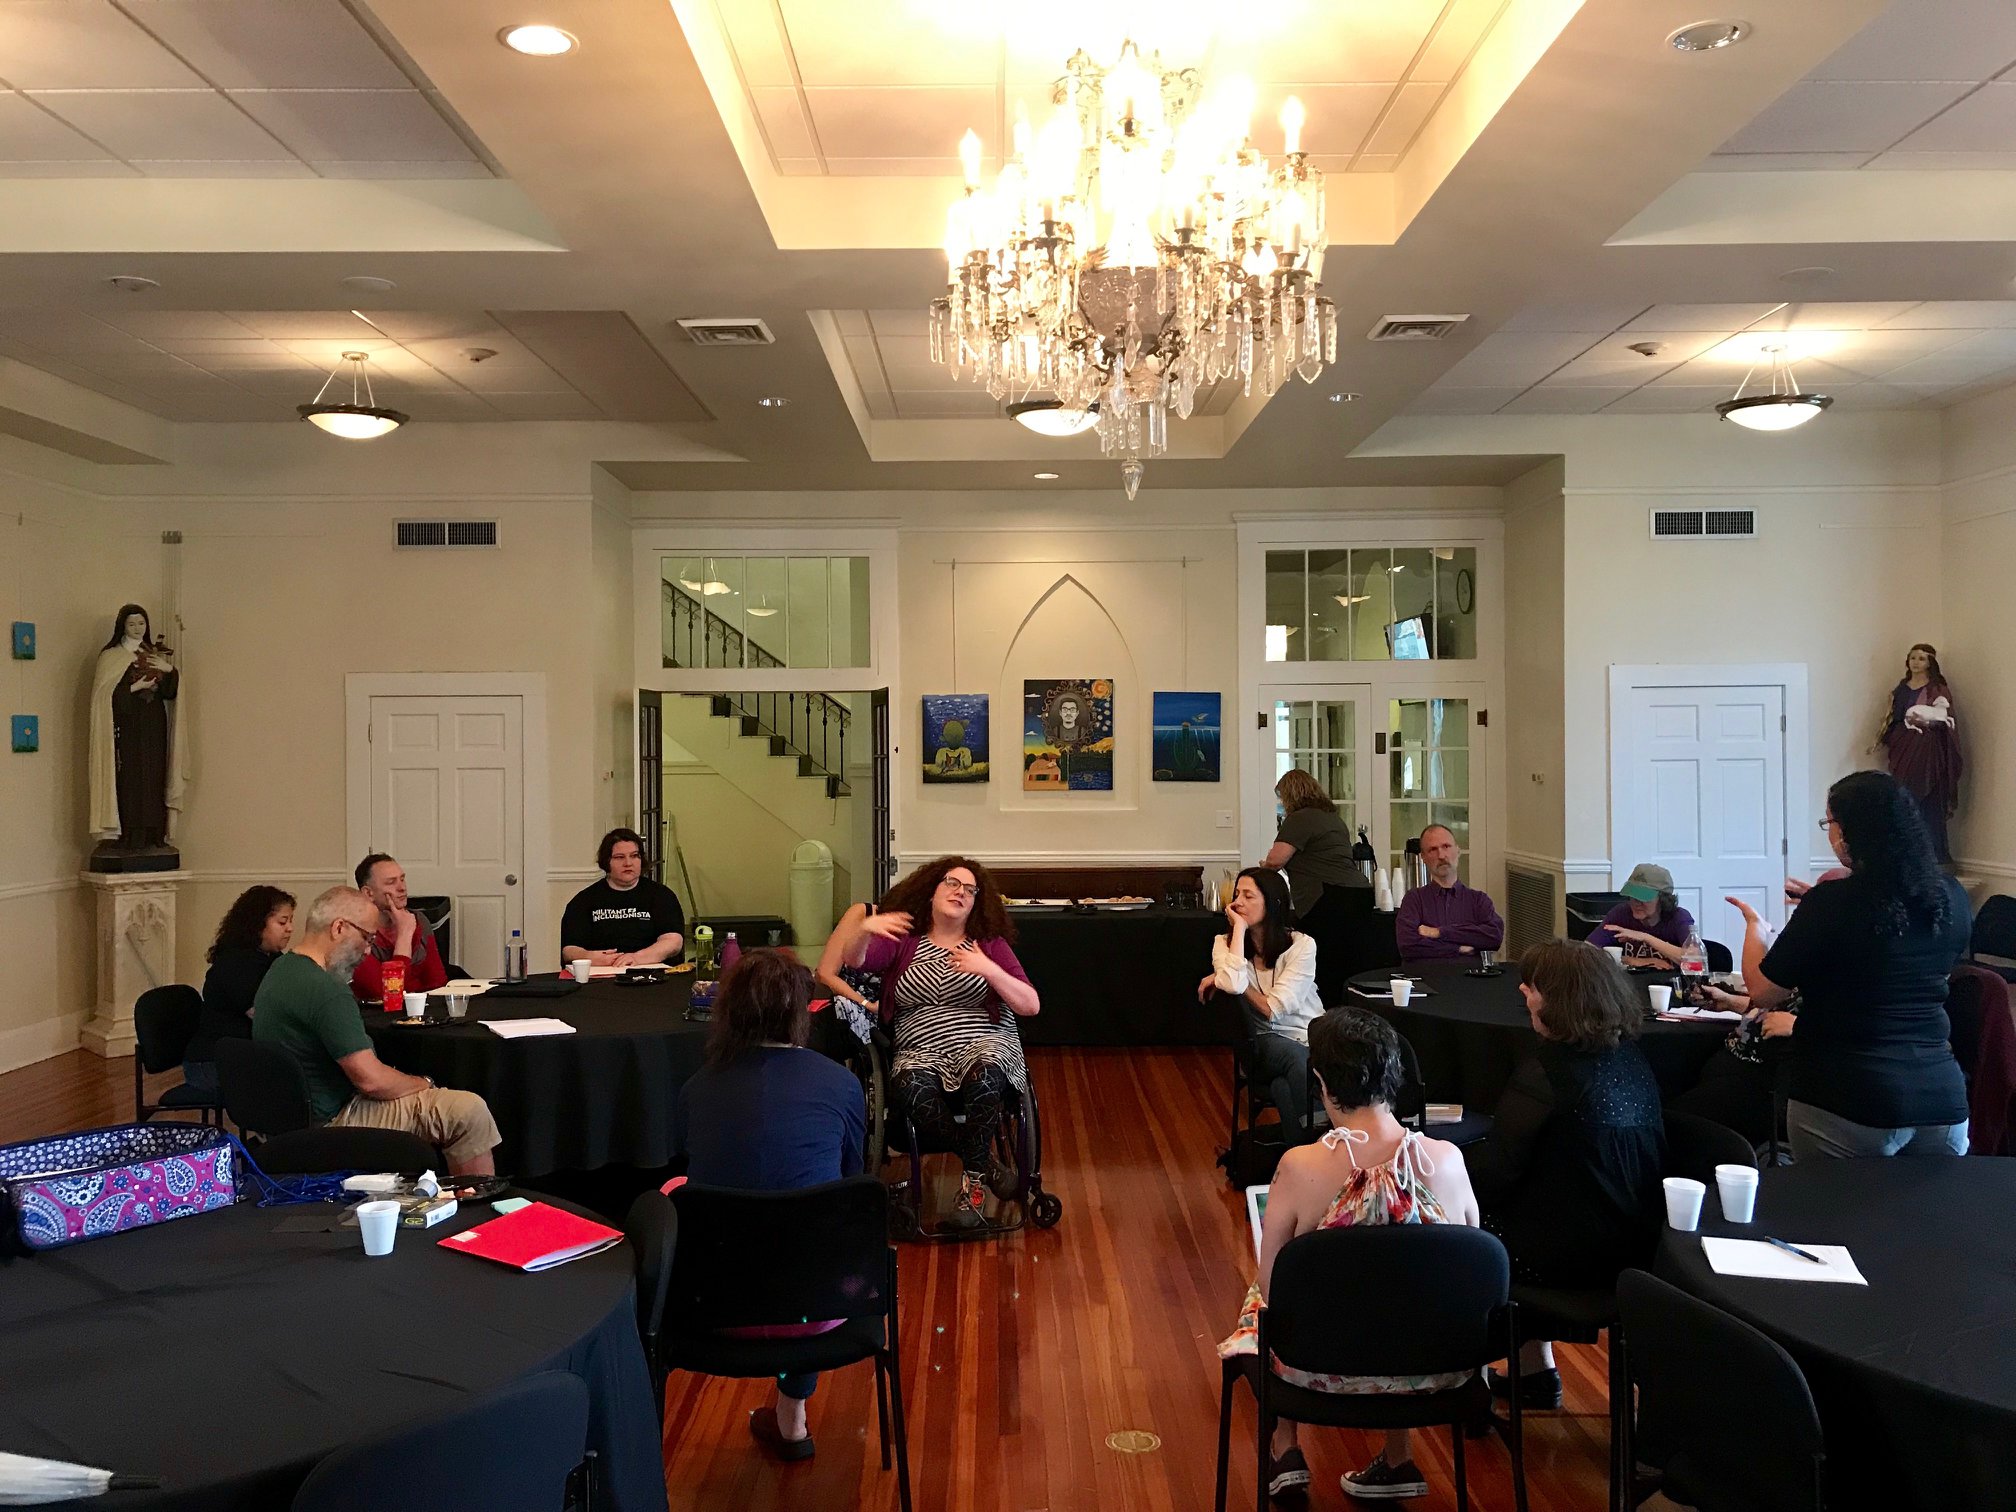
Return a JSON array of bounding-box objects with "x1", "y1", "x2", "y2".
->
[
  {"x1": 1716, "y1": 1164, "x2": 1759, "y2": 1223},
  {"x1": 1662, "y1": 1176, "x2": 1706, "y2": 1232}
]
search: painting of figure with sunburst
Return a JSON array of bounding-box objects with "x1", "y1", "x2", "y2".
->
[{"x1": 1023, "y1": 678, "x2": 1114, "y2": 791}]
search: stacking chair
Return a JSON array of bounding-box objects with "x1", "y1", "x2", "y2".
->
[
  {"x1": 1704, "y1": 939, "x2": 1734, "y2": 974},
  {"x1": 1968, "y1": 893, "x2": 2016, "y2": 984},
  {"x1": 1617, "y1": 1270, "x2": 1824, "y2": 1512},
  {"x1": 214, "y1": 1037, "x2": 441, "y2": 1173},
  {"x1": 1945, "y1": 964, "x2": 2016, "y2": 1156},
  {"x1": 1222, "y1": 993, "x2": 1285, "y2": 1186},
  {"x1": 132, "y1": 985, "x2": 222, "y2": 1126},
  {"x1": 292, "y1": 1371, "x2": 591, "y2": 1512},
  {"x1": 1216, "y1": 1224, "x2": 1528, "y2": 1512},
  {"x1": 1393, "y1": 1030, "x2": 1494, "y2": 1147},
  {"x1": 660, "y1": 1176, "x2": 913, "y2": 1512},
  {"x1": 622, "y1": 1188, "x2": 677, "y2": 1415}
]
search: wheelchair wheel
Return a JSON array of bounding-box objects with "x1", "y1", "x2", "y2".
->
[
  {"x1": 1029, "y1": 1190, "x2": 1063, "y2": 1228},
  {"x1": 861, "y1": 1038, "x2": 887, "y2": 1174}
]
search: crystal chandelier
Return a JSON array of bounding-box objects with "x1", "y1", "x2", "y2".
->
[{"x1": 929, "y1": 42, "x2": 1335, "y2": 498}]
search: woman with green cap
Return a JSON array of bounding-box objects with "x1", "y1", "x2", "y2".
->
[{"x1": 1586, "y1": 863, "x2": 1695, "y2": 968}]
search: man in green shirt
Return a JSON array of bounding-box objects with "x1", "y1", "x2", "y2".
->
[{"x1": 253, "y1": 885, "x2": 500, "y2": 1175}]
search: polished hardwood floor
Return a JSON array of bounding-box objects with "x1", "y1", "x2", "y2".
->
[{"x1": 5, "y1": 1045, "x2": 1614, "y2": 1512}]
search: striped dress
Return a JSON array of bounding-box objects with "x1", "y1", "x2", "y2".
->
[{"x1": 891, "y1": 940, "x2": 1029, "y2": 1096}]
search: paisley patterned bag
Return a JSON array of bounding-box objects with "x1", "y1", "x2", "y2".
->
[{"x1": 0, "y1": 1122, "x2": 236, "y2": 1253}]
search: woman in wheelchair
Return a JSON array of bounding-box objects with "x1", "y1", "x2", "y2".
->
[
  {"x1": 837, "y1": 856, "x2": 1040, "y2": 1231},
  {"x1": 671, "y1": 949, "x2": 866, "y2": 1461}
]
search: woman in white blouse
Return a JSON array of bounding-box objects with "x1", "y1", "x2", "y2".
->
[{"x1": 1199, "y1": 866, "x2": 1323, "y2": 1141}]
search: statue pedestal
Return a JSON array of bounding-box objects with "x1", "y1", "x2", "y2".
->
[{"x1": 80, "y1": 870, "x2": 189, "y2": 1059}]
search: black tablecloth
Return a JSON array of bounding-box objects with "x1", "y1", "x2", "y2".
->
[
  {"x1": 1011, "y1": 907, "x2": 1236, "y2": 1046},
  {"x1": 1657, "y1": 1158, "x2": 2016, "y2": 1512},
  {"x1": 0, "y1": 1197, "x2": 666, "y2": 1512},
  {"x1": 367, "y1": 976, "x2": 707, "y2": 1176},
  {"x1": 1344, "y1": 962, "x2": 1726, "y2": 1113}
]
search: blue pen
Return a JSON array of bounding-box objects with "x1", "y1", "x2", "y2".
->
[{"x1": 1764, "y1": 1235, "x2": 1823, "y2": 1264}]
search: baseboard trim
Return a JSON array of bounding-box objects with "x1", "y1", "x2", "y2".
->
[
  {"x1": 0, "y1": 1011, "x2": 87, "y2": 1076},
  {"x1": 1957, "y1": 858, "x2": 2016, "y2": 887}
]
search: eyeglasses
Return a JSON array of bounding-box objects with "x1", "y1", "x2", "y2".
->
[
  {"x1": 1817, "y1": 816, "x2": 1837, "y2": 832},
  {"x1": 939, "y1": 879, "x2": 978, "y2": 897}
]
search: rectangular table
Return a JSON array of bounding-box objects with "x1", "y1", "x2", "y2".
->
[{"x1": 1011, "y1": 907, "x2": 1237, "y2": 1047}]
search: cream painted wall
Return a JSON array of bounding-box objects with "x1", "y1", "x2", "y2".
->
[{"x1": 1503, "y1": 459, "x2": 1566, "y2": 875}]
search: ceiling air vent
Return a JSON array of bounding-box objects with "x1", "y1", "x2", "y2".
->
[
  {"x1": 1367, "y1": 314, "x2": 1471, "y2": 342},
  {"x1": 396, "y1": 520, "x2": 499, "y2": 549},
  {"x1": 1650, "y1": 508, "x2": 1756, "y2": 540},
  {"x1": 675, "y1": 316, "x2": 776, "y2": 347}
]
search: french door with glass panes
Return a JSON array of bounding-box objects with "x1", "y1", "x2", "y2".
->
[{"x1": 1260, "y1": 686, "x2": 1376, "y2": 867}]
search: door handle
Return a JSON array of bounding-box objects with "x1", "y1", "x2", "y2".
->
[{"x1": 504, "y1": 874, "x2": 518, "y2": 886}]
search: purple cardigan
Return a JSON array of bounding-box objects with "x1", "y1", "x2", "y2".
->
[{"x1": 859, "y1": 933, "x2": 1032, "y2": 1028}]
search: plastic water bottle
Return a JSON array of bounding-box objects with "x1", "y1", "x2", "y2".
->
[
  {"x1": 720, "y1": 932, "x2": 742, "y2": 974},
  {"x1": 692, "y1": 924, "x2": 716, "y2": 978},
  {"x1": 504, "y1": 928, "x2": 526, "y2": 983},
  {"x1": 1678, "y1": 926, "x2": 1708, "y2": 997}
]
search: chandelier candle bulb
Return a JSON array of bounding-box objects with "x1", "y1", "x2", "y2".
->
[{"x1": 1280, "y1": 97, "x2": 1305, "y2": 155}]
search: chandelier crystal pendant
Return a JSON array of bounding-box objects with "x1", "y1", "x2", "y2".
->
[
  {"x1": 928, "y1": 42, "x2": 1336, "y2": 497},
  {"x1": 1715, "y1": 344, "x2": 1832, "y2": 432},
  {"x1": 298, "y1": 351, "x2": 408, "y2": 439}
]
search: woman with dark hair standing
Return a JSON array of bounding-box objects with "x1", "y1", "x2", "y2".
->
[
  {"x1": 1198, "y1": 866, "x2": 1322, "y2": 1140},
  {"x1": 183, "y1": 886, "x2": 295, "y2": 1095},
  {"x1": 1730, "y1": 769, "x2": 1971, "y2": 1159},
  {"x1": 1263, "y1": 769, "x2": 1367, "y2": 1004},
  {"x1": 672, "y1": 949, "x2": 865, "y2": 1461},
  {"x1": 1877, "y1": 643, "x2": 1962, "y2": 863},
  {"x1": 838, "y1": 856, "x2": 1039, "y2": 1231},
  {"x1": 1469, "y1": 939, "x2": 1665, "y2": 1408}
]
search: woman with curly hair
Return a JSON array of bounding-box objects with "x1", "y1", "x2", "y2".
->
[
  {"x1": 184, "y1": 885, "x2": 295, "y2": 1094},
  {"x1": 1729, "y1": 769, "x2": 1971, "y2": 1159},
  {"x1": 837, "y1": 856, "x2": 1039, "y2": 1231}
]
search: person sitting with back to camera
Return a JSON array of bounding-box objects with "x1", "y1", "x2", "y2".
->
[
  {"x1": 183, "y1": 885, "x2": 295, "y2": 1097},
  {"x1": 350, "y1": 852, "x2": 449, "y2": 1003},
  {"x1": 1395, "y1": 825, "x2": 1504, "y2": 965},
  {"x1": 836, "y1": 856, "x2": 1039, "y2": 1232},
  {"x1": 254, "y1": 886, "x2": 501, "y2": 1175},
  {"x1": 672, "y1": 948, "x2": 866, "y2": 1463},
  {"x1": 1218, "y1": 1008, "x2": 1483, "y2": 1503},
  {"x1": 1197, "y1": 866, "x2": 1323, "y2": 1143},
  {"x1": 561, "y1": 827, "x2": 686, "y2": 968}
]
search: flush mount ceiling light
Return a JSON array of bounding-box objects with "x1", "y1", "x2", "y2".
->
[
  {"x1": 338, "y1": 274, "x2": 396, "y2": 294},
  {"x1": 499, "y1": 24, "x2": 577, "y2": 55},
  {"x1": 1666, "y1": 19, "x2": 1750, "y2": 52},
  {"x1": 1716, "y1": 343, "x2": 1831, "y2": 432},
  {"x1": 756, "y1": 396, "x2": 789, "y2": 408},
  {"x1": 1033, "y1": 471, "x2": 1060, "y2": 480},
  {"x1": 298, "y1": 352, "x2": 407, "y2": 440},
  {"x1": 1007, "y1": 399, "x2": 1100, "y2": 437},
  {"x1": 1328, "y1": 392, "x2": 1359, "y2": 403}
]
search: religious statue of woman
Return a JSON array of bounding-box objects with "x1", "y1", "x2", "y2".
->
[
  {"x1": 1876, "y1": 642, "x2": 1961, "y2": 864},
  {"x1": 89, "y1": 604, "x2": 187, "y2": 866}
]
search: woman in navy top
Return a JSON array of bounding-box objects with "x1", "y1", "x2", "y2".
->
[{"x1": 673, "y1": 949, "x2": 865, "y2": 1461}]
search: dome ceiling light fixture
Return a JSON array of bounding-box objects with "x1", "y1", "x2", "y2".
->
[
  {"x1": 1007, "y1": 399, "x2": 1100, "y2": 436},
  {"x1": 1715, "y1": 343, "x2": 1831, "y2": 432},
  {"x1": 499, "y1": 24, "x2": 577, "y2": 56},
  {"x1": 1666, "y1": 19, "x2": 1751, "y2": 53},
  {"x1": 298, "y1": 351, "x2": 408, "y2": 440}
]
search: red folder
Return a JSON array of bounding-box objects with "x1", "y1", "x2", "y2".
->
[{"x1": 438, "y1": 1201, "x2": 623, "y2": 1272}]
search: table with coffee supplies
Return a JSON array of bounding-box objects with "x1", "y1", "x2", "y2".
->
[
  {"x1": 1657, "y1": 1157, "x2": 2016, "y2": 1512},
  {"x1": 1344, "y1": 961, "x2": 1728, "y2": 1112},
  {"x1": 0, "y1": 1195, "x2": 666, "y2": 1512},
  {"x1": 1010, "y1": 904, "x2": 1237, "y2": 1047},
  {"x1": 366, "y1": 973, "x2": 707, "y2": 1177}
]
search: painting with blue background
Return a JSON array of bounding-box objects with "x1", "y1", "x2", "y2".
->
[
  {"x1": 922, "y1": 692, "x2": 990, "y2": 783},
  {"x1": 1152, "y1": 691, "x2": 1220, "y2": 782}
]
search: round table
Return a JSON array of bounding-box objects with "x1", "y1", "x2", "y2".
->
[
  {"x1": 0, "y1": 1197, "x2": 666, "y2": 1512},
  {"x1": 367, "y1": 974, "x2": 707, "y2": 1177},
  {"x1": 1657, "y1": 1158, "x2": 2016, "y2": 1512},
  {"x1": 1345, "y1": 962, "x2": 1727, "y2": 1113}
]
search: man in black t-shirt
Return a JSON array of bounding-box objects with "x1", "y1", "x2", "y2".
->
[{"x1": 561, "y1": 828, "x2": 686, "y2": 967}]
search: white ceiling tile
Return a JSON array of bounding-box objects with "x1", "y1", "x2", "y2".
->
[
  {"x1": 1501, "y1": 302, "x2": 1649, "y2": 333},
  {"x1": 310, "y1": 159, "x2": 493, "y2": 179},
  {"x1": 1500, "y1": 387, "x2": 1634, "y2": 415},
  {"x1": 94, "y1": 310, "x2": 258, "y2": 339},
  {"x1": 1348, "y1": 155, "x2": 1397, "y2": 172},
  {"x1": 0, "y1": 311, "x2": 154, "y2": 351},
  {"x1": 117, "y1": 0, "x2": 410, "y2": 89},
  {"x1": 1806, "y1": 0, "x2": 2016, "y2": 84},
  {"x1": 230, "y1": 310, "x2": 383, "y2": 338},
  {"x1": 867, "y1": 309, "x2": 930, "y2": 338},
  {"x1": 131, "y1": 159, "x2": 316, "y2": 177},
  {"x1": 1891, "y1": 81, "x2": 2016, "y2": 152},
  {"x1": 1230, "y1": 1, "x2": 1445, "y2": 84},
  {"x1": 230, "y1": 89, "x2": 475, "y2": 162},
  {"x1": 1405, "y1": 387, "x2": 1520, "y2": 415},
  {"x1": 750, "y1": 86, "x2": 818, "y2": 160},
  {"x1": 1625, "y1": 305, "x2": 1782, "y2": 333},
  {"x1": 830, "y1": 310, "x2": 871, "y2": 338},
  {"x1": 1414, "y1": 0, "x2": 1506, "y2": 84},
  {"x1": 32, "y1": 90, "x2": 290, "y2": 159},
  {"x1": 890, "y1": 390, "x2": 1002, "y2": 418},
  {"x1": 1364, "y1": 82, "x2": 1442, "y2": 156},
  {"x1": 0, "y1": 1, "x2": 205, "y2": 89},
  {"x1": 718, "y1": 1, "x2": 795, "y2": 89},
  {"x1": 1719, "y1": 81, "x2": 1974, "y2": 154},
  {"x1": 395, "y1": 393, "x2": 503, "y2": 421},
  {"x1": 1780, "y1": 302, "x2": 1922, "y2": 329},
  {"x1": 1248, "y1": 84, "x2": 1395, "y2": 158},
  {"x1": 1880, "y1": 301, "x2": 2016, "y2": 329},
  {"x1": 1863, "y1": 149, "x2": 2016, "y2": 170},
  {"x1": 1828, "y1": 383, "x2": 1941, "y2": 411},
  {"x1": 1937, "y1": 329, "x2": 2016, "y2": 358},
  {"x1": 775, "y1": 157, "x2": 823, "y2": 176},
  {"x1": 1816, "y1": 328, "x2": 1970, "y2": 376},
  {"x1": 1539, "y1": 353, "x2": 1672, "y2": 387},
  {"x1": 1601, "y1": 386, "x2": 1729, "y2": 414},
  {"x1": 355, "y1": 313, "x2": 509, "y2": 342},
  {"x1": 822, "y1": 156, "x2": 967, "y2": 175},
  {"x1": 0, "y1": 158, "x2": 136, "y2": 175},
  {"x1": 1573, "y1": 330, "x2": 1727, "y2": 362},
  {"x1": 482, "y1": 392, "x2": 604, "y2": 420},
  {"x1": 1433, "y1": 330, "x2": 1601, "y2": 386},
  {"x1": 1699, "y1": 152, "x2": 1873, "y2": 171},
  {"x1": 0, "y1": 91, "x2": 115, "y2": 158},
  {"x1": 783, "y1": 0, "x2": 997, "y2": 87},
  {"x1": 804, "y1": 86, "x2": 996, "y2": 160},
  {"x1": 841, "y1": 333, "x2": 883, "y2": 377},
  {"x1": 862, "y1": 389, "x2": 898, "y2": 419}
]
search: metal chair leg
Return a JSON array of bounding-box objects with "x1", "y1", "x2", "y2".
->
[
  {"x1": 1214, "y1": 1366, "x2": 1235, "y2": 1512},
  {"x1": 875, "y1": 1354, "x2": 892, "y2": 1469},
  {"x1": 1452, "y1": 1418, "x2": 1470, "y2": 1512}
]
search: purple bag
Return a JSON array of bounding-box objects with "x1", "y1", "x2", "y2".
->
[{"x1": 0, "y1": 1122, "x2": 237, "y2": 1253}]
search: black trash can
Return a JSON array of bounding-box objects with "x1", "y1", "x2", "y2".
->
[{"x1": 1564, "y1": 891, "x2": 1625, "y2": 942}]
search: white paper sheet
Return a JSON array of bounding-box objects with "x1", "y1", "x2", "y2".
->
[
  {"x1": 483, "y1": 1017, "x2": 577, "y2": 1039},
  {"x1": 1660, "y1": 1006, "x2": 1746, "y2": 1023},
  {"x1": 1701, "y1": 1237, "x2": 1867, "y2": 1285}
]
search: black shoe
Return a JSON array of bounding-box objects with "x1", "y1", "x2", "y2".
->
[
  {"x1": 1487, "y1": 1365, "x2": 1563, "y2": 1410},
  {"x1": 1341, "y1": 1454, "x2": 1428, "y2": 1500},
  {"x1": 1266, "y1": 1446, "x2": 1311, "y2": 1499},
  {"x1": 986, "y1": 1157, "x2": 1022, "y2": 1202},
  {"x1": 748, "y1": 1409, "x2": 815, "y2": 1462}
]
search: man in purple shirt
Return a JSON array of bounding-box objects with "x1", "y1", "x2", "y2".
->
[{"x1": 1396, "y1": 824, "x2": 1505, "y2": 963}]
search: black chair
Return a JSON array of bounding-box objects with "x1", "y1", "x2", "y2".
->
[
  {"x1": 1215, "y1": 1224, "x2": 1528, "y2": 1512},
  {"x1": 1970, "y1": 893, "x2": 2016, "y2": 984},
  {"x1": 1704, "y1": 939, "x2": 1733, "y2": 974},
  {"x1": 1662, "y1": 1108, "x2": 1758, "y2": 1184},
  {"x1": 133, "y1": 985, "x2": 221, "y2": 1126},
  {"x1": 662, "y1": 1176, "x2": 913, "y2": 1512},
  {"x1": 623, "y1": 1188, "x2": 677, "y2": 1414},
  {"x1": 257, "y1": 1127, "x2": 440, "y2": 1175},
  {"x1": 1393, "y1": 1030, "x2": 1494, "y2": 1147},
  {"x1": 215, "y1": 1038, "x2": 442, "y2": 1173},
  {"x1": 291, "y1": 1371, "x2": 591, "y2": 1512},
  {"x1": 1616, "y1": 1270, "x2": 1824, "y2": 1512},
  {"x1": 215, "y1": 1037, "x2": 314, "y2": 1135}
]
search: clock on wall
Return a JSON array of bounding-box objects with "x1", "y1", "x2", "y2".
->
[{"x1": 1454, "y1": 569, "x2": 1474, "y2": 615}]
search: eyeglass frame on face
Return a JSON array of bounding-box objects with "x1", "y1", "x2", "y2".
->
[
  {"x1": 938, "y1": 876, "x2": 979, "y2": 898},
  {"x1": 1817, "y1": 815, "x2": 1838, "y2": 834}
]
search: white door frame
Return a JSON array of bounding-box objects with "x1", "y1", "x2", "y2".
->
[
  {"x1": 344, "y1": 672, "x2": 551, "y2": 959},
  {"x1": 1606, "y1": 662, "x2": 1811, "y2": 900}
]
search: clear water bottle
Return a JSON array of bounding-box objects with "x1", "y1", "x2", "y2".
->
[
  {"x1": 504, "y1": 928, "x2": 526, "y2": 983},
  {"x1": 720, "y1": 932, "x2": 742, "y2": 974},
  {"x1": 1678, "y1": 926, "x2": 1708, "y2": 998},
  {"x1": 692, "y1": 924, "x2": 716, "y2": 978}
]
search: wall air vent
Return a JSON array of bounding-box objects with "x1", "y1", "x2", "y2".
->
[
  {"x1": 396, "y1": 520, "x2": 499, "y2": 549},
  {"x1": 675, "y1": 317, "x2": 776, "y2": 347},
  {"x1": 1650, "y1": 508, "x2": 1756, "y2": 540},
  {"x1": 1367, "y1": 314, "x2": 1471, "y2": 342}
]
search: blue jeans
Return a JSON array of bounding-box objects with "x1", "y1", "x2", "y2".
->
[
  {"x1": 1247, "y1": 1013, "x2": 1311, "y2": 1140},
  {"x1": 1786, "y1": 1099, "x2": 1969, "y2": 1160},
  {"x1": 778, "y1": 1373, "x2": 817, "y2": 1401}
]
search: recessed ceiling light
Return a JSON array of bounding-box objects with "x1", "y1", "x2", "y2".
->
[
  {"x1": 1779, "y1": 265, "x2": 1835, "y2": 285},
  {"x1": 1666, "y1": 20, "x2": 1750, "y2": 53},
  {"x1": 105, "y1": 275, "x2": 158, "y2": 293},
  {"x1": 756, "y1": 396, "x2": 789, "y2": 408},
  {"x1": 338, "y1": 274, "x2": 396, "y2": 294},
  {"x1": 1033, "y1": 472, "x2": 1060, "y2": 480},
  {"x1": 499, "y1": 24, "x2": 577, "y2": 56},
  {"x1": 1007, "y1": 399, "x2": 1099, "y2": 436},
  {"x1": 1327, "y1": 392, "x2": 1360, "y2": 403}
]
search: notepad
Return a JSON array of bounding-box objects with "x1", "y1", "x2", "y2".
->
[
  {"x1": 439, "y1": 1201, "x2": 623, "y2": 1272},
  {"x1": 1661, "y1": 1006, "x2": 1745, "y2": 1023},
  {"x1": 1701, "y1": 1237, "x2": 1868, "y2": 1285},
  {"x1": 482, "y1": 1017, "x2": 577, "y2": 1039}
]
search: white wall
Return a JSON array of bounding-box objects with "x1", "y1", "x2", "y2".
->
[{"x1": 1503, "y1": 458, "x2": 1567, "y2": 916}]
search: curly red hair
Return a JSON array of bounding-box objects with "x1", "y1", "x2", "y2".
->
[{"x1": 877, "y1": 855, "x2": 1015, "y2": 945}]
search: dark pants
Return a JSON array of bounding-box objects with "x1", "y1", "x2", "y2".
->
[
  {"x1": 893, "y1": 1062, "x2": 1011, "y2": 1174},
  {"x1": 778, "y1": 1372, "x2": 816, "y2": 1400},
  {"x1": 1247, "y1": 1012, "x2": 1312, "y2": 1140}
]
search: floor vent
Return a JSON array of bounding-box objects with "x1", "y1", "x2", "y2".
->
[
  {"x1": 1651, "y1": 508, "x2": 1756, "y2": 539},
  {"x1": 396, "y1": 520, "x2": 499, "y2": 548}
]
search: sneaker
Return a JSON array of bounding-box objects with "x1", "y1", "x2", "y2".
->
[
  {"x1": 1487, "y1": 1365, "x2": 1563, "y2": 1410},
  {"x1": 943, "y1": 1173, "x2": 988, "y2": 1232},
  {"x1": 1266, "y1": 1445, "x2": 1311, "y2": 1499},
  {"x1": 1341, "y1": 1454, "x2": 1428, "y2": 1500}
]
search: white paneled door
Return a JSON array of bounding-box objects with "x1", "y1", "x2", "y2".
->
[
  {"x1": 1618, "y1": 683, "x2": 1788, "y2": 952},
  {"x1": 367, "y1": 695, "x2": 524, "y2": 979}
]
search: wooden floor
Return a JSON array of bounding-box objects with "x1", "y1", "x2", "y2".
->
[{"x1": 5, "y1": 1046, "x2": 1614, "y2": 1512}]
